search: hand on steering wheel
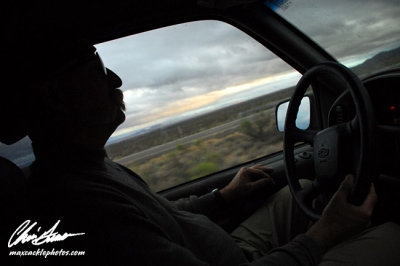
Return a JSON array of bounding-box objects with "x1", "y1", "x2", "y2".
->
[
  {"x1": 306, "y1": 174, "x2": 377, "y2": 251},
  {"x1": 284, "y1": 62, "x2": 377, "y2": 220}
]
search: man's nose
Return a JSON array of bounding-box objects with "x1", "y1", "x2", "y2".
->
[{"x1": 106, "y1": 68, "x2": 123, "y2": 88}]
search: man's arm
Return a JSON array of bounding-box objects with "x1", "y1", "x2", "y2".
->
[{"x1": 173, "y1": 165, "x2": 275, "y2": 219}]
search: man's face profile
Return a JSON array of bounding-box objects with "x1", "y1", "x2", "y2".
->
[{"x1": 50, "y1": 52, "x2": 126, "y2": 129}]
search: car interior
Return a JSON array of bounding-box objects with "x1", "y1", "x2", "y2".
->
[{"x1": 2, "y1": 0, "x2": 400, "y2": 240}]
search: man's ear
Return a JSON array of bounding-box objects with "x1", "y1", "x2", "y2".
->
[{"x1": 38, "y1": 81, "x2": 70, "y2": 114}]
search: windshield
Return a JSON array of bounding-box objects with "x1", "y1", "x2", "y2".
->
[{"x1": 268, "y1": 0, "x2": 400, "y2": 77}]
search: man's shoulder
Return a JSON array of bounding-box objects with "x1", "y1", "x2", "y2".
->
[{"x1": 28, "y1": 161, "x2": 149, "y2": 217}]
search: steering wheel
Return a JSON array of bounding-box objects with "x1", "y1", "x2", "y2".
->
[{"x1": 284, "y1": 62, "x2": 377, "y2": 220}]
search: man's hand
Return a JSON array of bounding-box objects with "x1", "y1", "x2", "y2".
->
[
  {"x1": 220, "y1": 165, "x2": 274, "y2": 203},
  {"x1": 306, "y1": 174, "x2": 377, "y2": 252}
]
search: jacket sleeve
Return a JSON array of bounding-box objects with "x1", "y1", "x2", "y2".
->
[
  {"x1": 118, "y1": 162, "x2": 228, "y2": 220},
  {"x1": 173, "y1": 191, "x2": 229, "y2": 220}
]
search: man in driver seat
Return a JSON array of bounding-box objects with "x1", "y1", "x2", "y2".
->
[{"x1": 3, "y1": 42, "x2": 400, "y2": 266}]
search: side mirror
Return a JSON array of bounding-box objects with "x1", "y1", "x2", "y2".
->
[{"x1": 276, "y1": 96, "x2": 311, "y2": 132}]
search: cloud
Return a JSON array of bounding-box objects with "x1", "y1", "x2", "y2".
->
[
  {"x1": 96, "y1": 0, "x2": 400, "y2": 138},
  {"x1": 278, "y1": 0, "x2": 400, "y2": 60},
  {"x1": 98, "y1": 20, "x2": 290, "y2": 133}
]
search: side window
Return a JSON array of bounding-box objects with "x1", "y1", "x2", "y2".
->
[
  {"x1": 0, "y1": 136, "x2": 34, "y2": 168},
  {"x1": 99, "y1": 20, "x2": 301, "y2": 191}
]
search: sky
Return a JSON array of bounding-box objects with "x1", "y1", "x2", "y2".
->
[
  {"x1": 95, "y1": 0, "x2": 400, "y2": 142},
  {"x1": 275, "y1": 0, "x2": 400, "y2": 65}
]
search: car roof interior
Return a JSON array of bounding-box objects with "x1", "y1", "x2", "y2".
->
[{"x1": 5, "y1": 1, "x2": 336, "y2": 71}]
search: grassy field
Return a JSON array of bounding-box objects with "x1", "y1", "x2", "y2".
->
[
  {"x1": 106, "y1": 87, "x2": 294, "y2": 159},
  {"x1": 106, "y1": 87, "x2": 294, "y2": 191}
]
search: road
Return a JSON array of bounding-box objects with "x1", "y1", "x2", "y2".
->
[{"x1": 115, "y1": 107, "x2": 275, "y2": 166}]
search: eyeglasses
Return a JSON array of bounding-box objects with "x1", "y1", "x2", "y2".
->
[
  {"x1": 76, "y1": 51, "x2": 108, "y2": 76},
  {"x1": 51, "y1": 51, "x2": 108, "y2": 78}
]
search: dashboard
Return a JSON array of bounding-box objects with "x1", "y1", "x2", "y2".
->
[
  {"x1": 366, "y1": 75, "x2": 400, "y2": 127},
  {"x1": 329, "y1": 69, "x2": 400, "y2": 177}
]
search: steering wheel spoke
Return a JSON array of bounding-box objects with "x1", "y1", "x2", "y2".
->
[{"x1": 291, "y1": 128, "x2": 318, "y2": 144}]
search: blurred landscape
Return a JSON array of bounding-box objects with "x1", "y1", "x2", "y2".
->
[{"x1": 107, "y1": 87, "x2": 293, "y2": 191}]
